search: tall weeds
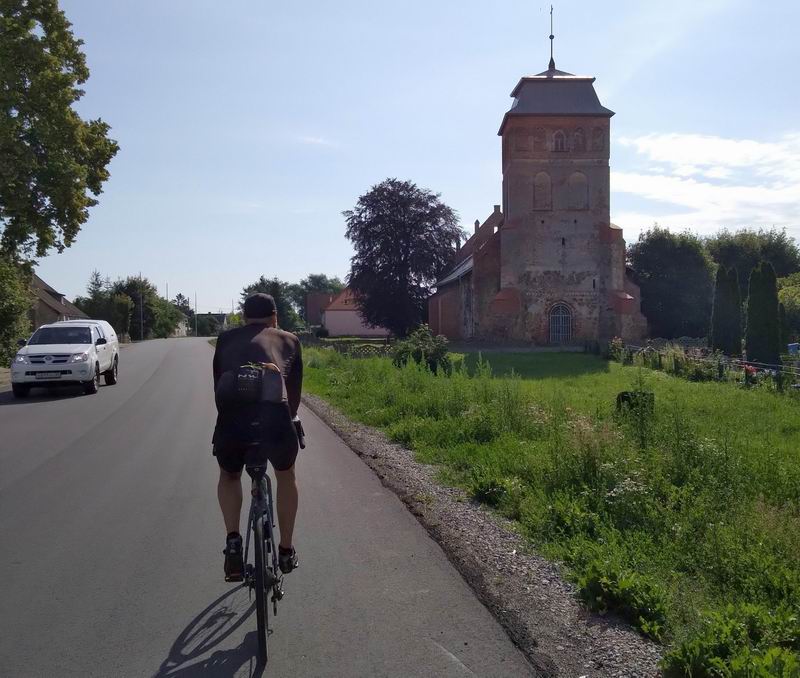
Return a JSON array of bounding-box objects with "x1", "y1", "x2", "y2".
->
[{"x1": 304, "y1": 348, "x2": 800, "y2": 674}]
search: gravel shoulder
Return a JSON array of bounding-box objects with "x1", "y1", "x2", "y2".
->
[{"x1": 303, "y1": 392, "x2": 662, "y2": 678}]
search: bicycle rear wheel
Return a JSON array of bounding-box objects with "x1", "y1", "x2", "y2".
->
[{"x1": 253, "y1": 514, "x2": 268, "y2": 664}]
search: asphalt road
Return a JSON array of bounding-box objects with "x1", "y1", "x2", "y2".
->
[{"x1": 0, "y1": 339, "x2": 535, "y2": 678}]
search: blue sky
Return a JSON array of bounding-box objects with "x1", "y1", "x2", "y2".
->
[{"x1": 36, "y1": 0, "x2": 800, "y2": 312}]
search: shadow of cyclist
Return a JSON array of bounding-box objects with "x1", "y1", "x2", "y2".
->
[{"x1": 153, "y1": 587, "x2": 265, "y2": 678}]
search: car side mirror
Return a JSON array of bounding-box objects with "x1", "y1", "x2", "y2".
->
[
  {"x1": 17, "y1": 338, "x2": 27, "y2": 347},
  {"x1": 96, "y1": 337, "x2": 107, "y2": 346}
]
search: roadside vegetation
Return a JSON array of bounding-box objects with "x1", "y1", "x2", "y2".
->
[{"x1": 304, "y1": 347, "x2": 800, "y2": 675}]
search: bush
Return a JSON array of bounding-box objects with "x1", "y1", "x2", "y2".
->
[
  {"x1": 391, "y1": 324, "x2": 451, "y2": 374},
  {"x1": 315, "y1": 326, "x2": 330, "y2": 338}
]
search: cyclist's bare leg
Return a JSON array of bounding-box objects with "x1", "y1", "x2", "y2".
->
[
  {"x1": 218, "y1": 467, "x2": 243, "y2": 535},
  {"x1": 275, "y1": 465, "x2": 298, "y2": 549}
]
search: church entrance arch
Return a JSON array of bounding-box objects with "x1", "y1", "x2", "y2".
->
[{"x1": 549, "y1": 303, "x2": 572, "y2": 344}]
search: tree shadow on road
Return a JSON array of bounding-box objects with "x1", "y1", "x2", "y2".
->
[{"x1": 153, "y1": 587, "x2": 265, "y2": 678}]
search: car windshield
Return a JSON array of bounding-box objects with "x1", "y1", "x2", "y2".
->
[{"x1": 28, "y1": 327, "x2": 92, "y2": 345}]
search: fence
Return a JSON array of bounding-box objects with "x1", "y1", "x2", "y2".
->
[
  {"x1": 620, "y1": 342, "x2": 800, "y2": 389},
  {"x1": 299, "y1": 334, "x2": 393, "y2": 358}
]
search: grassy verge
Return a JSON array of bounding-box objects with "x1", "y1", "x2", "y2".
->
[{"x1": 304, "y1": 349, "x2": 800, "y2": 675}]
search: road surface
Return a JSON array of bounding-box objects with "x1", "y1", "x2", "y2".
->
[{"x1": 0, "y1": 338, "x2": 535, "y2": 678}]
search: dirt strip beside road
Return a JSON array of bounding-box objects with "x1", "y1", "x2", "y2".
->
[{"x1": 302, "y1": 393, "x2": 662, "y2": 678}]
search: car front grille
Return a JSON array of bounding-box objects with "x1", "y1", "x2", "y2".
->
[{"x1": 28, "y1": 354, "x2": 71, "y2": 364}]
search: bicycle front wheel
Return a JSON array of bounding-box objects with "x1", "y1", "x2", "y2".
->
[{"x1": 253, "y1": 514, "x2": 268, "y2": 664}]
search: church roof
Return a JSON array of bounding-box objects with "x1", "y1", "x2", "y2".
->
[
  {"x1": 498, "y1": 64, "x2": 614, "y2": 135},
  {"x1": 435, "y1": 255, "x2": 474, "y2": 289}
]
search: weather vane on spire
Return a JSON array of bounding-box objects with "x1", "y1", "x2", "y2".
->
[{"x1": 549, "y1": 4, "x2": 556, "y2": 70}]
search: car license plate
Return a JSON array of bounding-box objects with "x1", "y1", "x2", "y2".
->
[{"x1": 36, "y1": 372, "x2": 57, "y2": 380}]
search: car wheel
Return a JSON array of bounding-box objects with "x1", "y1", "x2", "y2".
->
[
  {"x1": 104, "y1": 356, "x2": 118, "y2": 386},
  {"x1": 12, "y1": 383, "x2": 30, "y2": 399},
  {"x1": 84, "y1": 364, "x2": 101, "y2": 395}
]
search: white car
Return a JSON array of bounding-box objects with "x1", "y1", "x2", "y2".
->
[{"x1": 11, "y1": 320, "x2": 120, "y2": 398}]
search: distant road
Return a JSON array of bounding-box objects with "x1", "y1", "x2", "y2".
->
[{"x1": 0, "y1": 338, "x2": 535, "y2": 677}]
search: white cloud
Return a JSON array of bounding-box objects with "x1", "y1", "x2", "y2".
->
[
  {"x1": 296, "y1": 135, "x2": 339, "y2": 148},
  {"x1": 612, "y1": 132, "x2": 800, "y2": 238}
]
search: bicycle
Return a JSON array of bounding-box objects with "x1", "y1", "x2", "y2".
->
[
  {"x1": 240, "y1": 417, "x2": 305, "y2": 664},
  {"x1": 242, "y1": 462, "x2": 283, "y2": 665}
]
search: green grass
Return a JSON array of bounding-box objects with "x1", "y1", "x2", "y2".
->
[{"x1": 304, "y1": 349, "x2": 800, "y2": 675}]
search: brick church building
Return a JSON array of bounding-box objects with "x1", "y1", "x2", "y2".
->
[{"x1": 428, "y1": 53, "x2": 647, "y2": 345}]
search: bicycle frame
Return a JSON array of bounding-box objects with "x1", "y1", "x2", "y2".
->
[{"x1": 242, "y1": 464, "x2": 283, "y2": 662}]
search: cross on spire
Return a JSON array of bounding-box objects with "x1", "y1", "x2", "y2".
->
[{"x1": 548, "y1": 4, "x2": 556, "y2": 70}]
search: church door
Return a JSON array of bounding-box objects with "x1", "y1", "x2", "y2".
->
[{"x1": 549, "y1": 304, "x2": 572, "y2": 344}]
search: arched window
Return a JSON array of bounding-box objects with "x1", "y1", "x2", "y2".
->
[
  {"x1": 553, "y1": 130, "x2": 567, "y2": 152},
  {"x1": 533, "y1": 171, "x2": 552, "y2": 210},
  {"x1": 549, "y1": 304, "x2": 572, "y2": 344},
  {"x1": 573, "y1": 128, "x2": 585, "y2": 152},
  {"x1": 592, "y1": 127, "x2": 605, "y2": 151},
  {"x1": 568, "y1": 172, "x2": 589, "y2": 210}
]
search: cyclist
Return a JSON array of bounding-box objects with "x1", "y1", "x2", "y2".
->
[{"x1": 212, "y1": 293, "x2": 302, "y2": 581}]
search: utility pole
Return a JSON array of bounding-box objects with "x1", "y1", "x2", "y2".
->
[
  {"x1": 166, "y1": 282, "x2": 169, "y2": 302},
  {"x1": 139, "y1": 271, "x2": 144, "y2": 341},
  {"x1": 194, "y1": 292, "x2": 198, "y2": 337}
]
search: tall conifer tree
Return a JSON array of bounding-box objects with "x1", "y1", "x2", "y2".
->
[
  {"x1": 728, "y1": 267, "x2": 742, "y2": 356},
  {"x1": 746, "y1": 262, "x2": 781, "y2": 365},
  {"x1": 710, "y1": 267, "x2": 728, "y2": 352}
]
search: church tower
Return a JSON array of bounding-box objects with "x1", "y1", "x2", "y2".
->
[
  {"x1": 487, "y1": 46, "x2": 646, "y2": 344},
  {"x1": 428, "y1": 23, "x2": 647, "y2": 345}
]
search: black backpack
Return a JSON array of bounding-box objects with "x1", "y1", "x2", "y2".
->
[{"x1": 215, "y1": 364, "x2": 286, "y2": 444}]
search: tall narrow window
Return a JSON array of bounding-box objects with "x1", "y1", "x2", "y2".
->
[
  {"x1": 533, "y1": 171, "x2": 552, "y2": 210},
  {"x1": 553, "y1": 130, "x2": 567, "y2": 152},
  {"x1": 534, "y1": 127, "x2": 546, "y2": 151},
  {"x1": 573, "y1": 128, "x2": 585, "y2": 152},
  {"x1": 568, "y1": 172, "x2": 589, "y2": 210},
  {"x1": 549, "y1": 304, "x2": 572, "y2": 344},
  {"x1": 592, "y1": 127, "x2": 605, "y2": 151}
]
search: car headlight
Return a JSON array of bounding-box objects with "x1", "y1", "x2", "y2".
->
[
  {"x1": 70, "y1": 352, "x2": 90, "y2": 363},
  {"x1": 14, "y1": 354, "x2": 29, "y2": 364}
]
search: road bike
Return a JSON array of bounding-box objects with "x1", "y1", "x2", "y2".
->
[{"x1": 242, "y1": 462, "x2": 283, "y2": 665}]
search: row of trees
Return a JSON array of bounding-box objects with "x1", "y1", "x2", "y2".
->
[
  {"x1": 709, "y1": 262, "x2": 786, "y2": 365},
  {"x1": 73, "y1": 271, "x2": 186, "y2": 340},
  {"x1": 238, "y1": 274, "x2": 345, "y2": 332},
  {"x1": 629, "y1": 226, "x2": 800, "y2": 343}
]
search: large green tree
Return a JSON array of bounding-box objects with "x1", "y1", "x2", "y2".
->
[
  {"x1": 240, "y1": 276, "x2": 300, "y2": 331},
  {"x1": 745, "y1": 262, "x2": 781, "y2": 365},
  {"x1": 0, "y1": 0, "x2": 119, "y2": 259},
  {"x1": 344, "y1": 178, "x2": 463, "y2": 337},
  {"x1": 172, "y1": 293, "x2": 194, "y2": 320},
  {"x1": 110, "y1": 276, "x2": 160, "y2": 340},
  {"x1": 627, "y1": 226, "x2": 715, "y2": 339},
  {"x1": 705, "y1": 229, "x2": 800, "y2": 301},
  {"x1": 0, "y1": 256, "x2": 31, "y2": 363}
]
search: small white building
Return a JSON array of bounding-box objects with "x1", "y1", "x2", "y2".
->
[{"x1": 321, "y1": 289, "x2": 390, "y2": 338}]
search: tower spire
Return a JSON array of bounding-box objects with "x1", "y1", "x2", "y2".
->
[{"x1": 548, "y1": 4, "x2": 555, "y2": 71}]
